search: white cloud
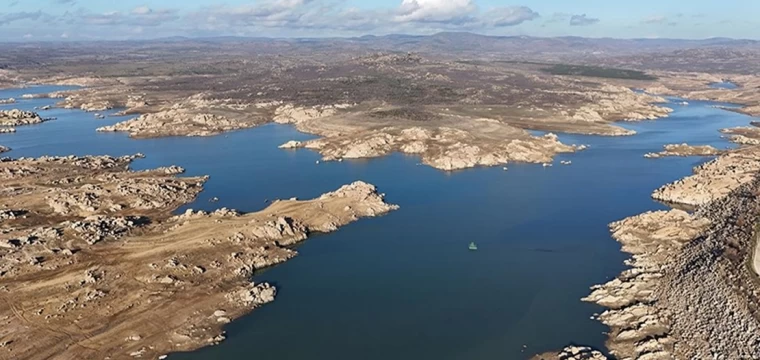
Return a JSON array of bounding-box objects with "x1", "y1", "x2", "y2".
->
[
  {"x1": 73, "y1": 8, "x2": 179, "y2": 27},
  {"x1": 132, "y1": 6, "x2": 151, "y2": 15},
  {"x1": 570, "y1": 14, "x2": 599, "y2": 26},
  {"x1": 396, "y1": 0, "x2": 476, "y2": 24},
  {"x1": 488, "y1": 6, "x2": 540, "y2": 27},
  {"x1": 3, "y1": 1, "x2": 546, "y2": 40}
]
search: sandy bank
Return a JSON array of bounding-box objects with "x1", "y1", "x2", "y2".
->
[{"x1": 0, "y1": 153, "x2": 397, "y2": 360}]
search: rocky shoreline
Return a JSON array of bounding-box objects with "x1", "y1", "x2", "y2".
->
[
  {"x1": 282, "y1": 124, "x2": 581, "y2": 171},
  {"x1": 0, "y1": 109, "x2": 45, "y2": 127},
  {"x1": 581, "y1": 176, "x2": 760, "y2": 359},
  {"x1": 537, "y1": 139, "x2": 760, "y2": 360},
  {"x1": 26, "y1": 70, "x2": 671, "y2": 172},
  {"x1": 95, "y1": 95, "x2": 277, "y2": 138},
  {"x1": 721, "y1": 126, "x2": 760, "y2": 145},
  {"x1": 644, "y1": 143, "x2": 721, "y2": 158},
  {"x1": 0, "y1": 152, "x2": 398, "y2": 359},
  {"x1": 651, "y1": 147, "x2": 760, "y2": 206}
]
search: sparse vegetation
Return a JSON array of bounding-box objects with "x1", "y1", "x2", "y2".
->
[{"x1": 542, "y1": 64, "x2": 658, "y2": 80}]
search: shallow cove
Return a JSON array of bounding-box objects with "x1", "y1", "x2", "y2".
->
[{"x1": 0, "y1": 86, "x2": 754, "y2": 359}]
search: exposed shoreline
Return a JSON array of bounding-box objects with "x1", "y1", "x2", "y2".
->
[
  {"x1": 0, "y1": 151, "x2": 398, "y2": 359},
  {"x1": 4, "y1": 68, "x2": 674, "y2": 173},
  {"x1": 537, "y1": 92, "x2": 760, "y2": 359},
  {"x1": 3, "y1": 69, "x2": 760, "y2": 359}
]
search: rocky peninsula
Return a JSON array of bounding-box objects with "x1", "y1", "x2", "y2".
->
[
  {"x1": 96, "y1": 95, "x2": 275, "y2": 138},
  {"x1": 721, "y1": 126, "x2": 760, "y2": 145},
  {"x1": 651, "y1": 146, "x2": 760, "y2": 206},
  {"x1": 281, "y1": 109, "x2": 582, "y2": 171},
  {"x1": 0, "y1": 109, "x2": 45, "y2": 126},
  {"x1": 0, "y1": 152, "x2": 397, "y2": 359}
]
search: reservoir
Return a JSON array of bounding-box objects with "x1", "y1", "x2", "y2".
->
[{"x1": 0, "y1": 86, "x2": 751, "y2": 359}]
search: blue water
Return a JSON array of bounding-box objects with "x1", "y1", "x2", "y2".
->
[
  {"x1": 0, "y1": 86, "x2": 753, "y2": 359},
  {"x1": 709, "y1": 81, "x2": 739, "y2": 90}
]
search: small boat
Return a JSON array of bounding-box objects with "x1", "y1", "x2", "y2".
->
[{"x1": 468, "y1": 242, "x2": 478, "y2": 251}]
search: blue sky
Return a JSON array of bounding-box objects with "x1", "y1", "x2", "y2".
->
[{"x1": 1, "y1": 0, "x2": 758, "y2": 41}]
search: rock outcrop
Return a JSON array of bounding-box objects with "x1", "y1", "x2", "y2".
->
[
  {"x1": 282, "y1": 122, "x2": 581, "y2": 171},
  {"x1": 273, "y1": 104, "x2": 350, "y2": 124},
  {"x1": 585, "y1": 178, "x2": 760, "y2": 359},
  {"x1": 568, "y1": 85, "x2": 672, "y2": 123},
  {"x1": 644, "y1": 143, "x2": 721, "y2": 158},
  {"x1": 97, "y1": 95, "x2": 273, "y2": 138},
  {"x1": 0, "y1": 98, "x2": 15, "y2": 105},
  {"x1": 0, "y1": 109, "x2": 44, "y2": 126},
  {"x1": 0, "y1": 163, "x2": 397, "y2": 360},
  {"x1": 721, "y1": 126, "x2": 760, "y2": 145},
  {"x1": 0, "y1": 145, "x2": 9, "y2": 153},
  {"x1": 532, "y1": 346, "x2": 608, "y2": 360},
  {"x1": 652, "y1": 147, "x2": 760, "y2": 206}
]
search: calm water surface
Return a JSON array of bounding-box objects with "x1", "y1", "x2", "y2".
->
[
  {"x1": 709, "y1": 81, "x2": 739, "y2": 90},
  {"x1": 0, "y1": 86, "x2": 751, "y2": 359}
]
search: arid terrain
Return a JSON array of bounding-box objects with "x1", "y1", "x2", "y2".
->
[
  {"x1": 1, "y1": 38, "x2": 687, "y2": 171},
  {"x1": 0, "y1": 153, "x2": 397, "y2": 359},
  {"x1": 2, "y1": 33, "x2": 760, "y2": 359}
]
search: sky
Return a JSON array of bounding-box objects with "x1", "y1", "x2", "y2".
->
[{"x1": 1, "y1": 0, "x2": 758, "y2": 41}]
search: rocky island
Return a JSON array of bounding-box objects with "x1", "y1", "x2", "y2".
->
[{"x1": 644, "y1": 143, "x2": 721, "y2": 158}]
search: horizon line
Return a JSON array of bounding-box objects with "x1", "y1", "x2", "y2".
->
[{"x1": 1, "y1": 31, "x2": 758, "y2": 44}]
